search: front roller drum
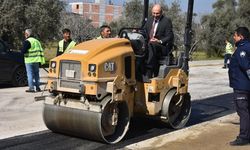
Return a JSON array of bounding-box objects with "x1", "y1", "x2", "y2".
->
[
  {"x1": 43, "y1": 96, "x2": 130, "y2": 144},
  {"x1": 161, "y1": 89, "x2": 191, "y2": 129}
]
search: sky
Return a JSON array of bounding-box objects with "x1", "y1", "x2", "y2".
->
[
  {"x1": 166, "y1": 0, "x2": 218, "y2": 22},
  {"x1": 115, "y1": 0, "x2": 218, "y2": 14},
  {"x1": 66, "y1": 0, "x2": 218, "y2": 14},
  {"x1": 166, "y1": 0, "x2": 217, "y2": 15},
  {"x1": 114, "y1": 0, "x2": 218, "y2": 22}
]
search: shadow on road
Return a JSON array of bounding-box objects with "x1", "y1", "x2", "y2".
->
[
  {"x1": 0, "y1": 82, "x2": 47, "y2": 89},
  {"x1": 0, "y1": 93, "x2": 235, "y2": 150},
  {"x1": 0, "y1": 83, "x2": 13, "y2": 88},
  {"x1": 188, "y1": 93, "x2": 234, "y2": 126}
]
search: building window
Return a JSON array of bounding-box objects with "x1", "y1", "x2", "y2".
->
[{"x1": 76, "y1": 4, "x2": 79, "y2": 9}]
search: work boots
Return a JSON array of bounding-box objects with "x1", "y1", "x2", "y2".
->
[{"x1": 230, "y1": 137, "x2": 249, "y2": 146}]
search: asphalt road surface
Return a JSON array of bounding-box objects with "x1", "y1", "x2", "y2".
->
[{"x1": 0, "y1": 60, "x2": 234, "y2": 150}]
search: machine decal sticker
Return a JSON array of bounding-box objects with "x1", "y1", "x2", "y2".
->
[
  {"x1": 65, "y1": 70, "x2": 75, "y2": 78},
  {"x1": 104, "y1": 62, "x2": 116, "y2": 72},
  {"x1": 70, "y1": 49, "x2": 89, "y2": 55}
]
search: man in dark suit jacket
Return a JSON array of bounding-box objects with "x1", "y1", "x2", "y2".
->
[{"x1": 144, "y1": 4, "x2": 174, "y2": 78}]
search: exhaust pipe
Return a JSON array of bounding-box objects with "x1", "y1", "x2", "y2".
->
[
  {"x1": 141, "y1": 0, "x2": 149, "y2": 28},
  {"x1": 183, "y1": 0, "x2": 194, "y2": 75}
]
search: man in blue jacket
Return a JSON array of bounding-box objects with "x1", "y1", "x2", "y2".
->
[{"x1": 229, "y1": 27, "x2": 250, "y2": 146}]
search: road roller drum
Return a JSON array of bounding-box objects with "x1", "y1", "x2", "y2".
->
[
  {"x1": 43, "y1": 95, "x2": 130, "y2": 143},
  {"x1": 161, "y1": 89, "x2": 191, "y2": 129}
]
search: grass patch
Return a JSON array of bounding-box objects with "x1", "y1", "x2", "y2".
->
[
  {"x1": 191, "y1": 51, "x2": 222, "y2": 61},
  {"x1": 44, "y1": 42, "x2": 58, "y2": 62}
]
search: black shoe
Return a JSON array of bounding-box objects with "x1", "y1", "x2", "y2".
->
[
  {"x1": 25, "y1": 89, "x2": 35, "y2": 93},
  {"x1": 36, "y1": 88, "x2": 41, "y2": 92},
  {"x1": 222, "y1": 66, "x2": 227, "y2": 69},
  {"x1": 230, "y1": 138, "x2": 249, "y2": 146}
]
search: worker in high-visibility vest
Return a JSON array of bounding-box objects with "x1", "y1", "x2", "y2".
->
[
  {"x1": 56, "y1": 28, "x2": 76, "y2": 56},
  {"x1": 222, "y1": 39, "x2": 234, "y2": 69},
  {"x1": 96, "y1": 25, "x2": 112, "y2": 39},
  {"x1": 21, "y1": 29, "x2": 45, "y2": 93}
]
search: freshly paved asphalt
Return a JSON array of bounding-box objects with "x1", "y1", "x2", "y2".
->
[{"x1": 0, "y1": 60, "x2": 236, "y2": 150}]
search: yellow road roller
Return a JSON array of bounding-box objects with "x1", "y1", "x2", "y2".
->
[{"x1": 41, "y1": 0, "x2": 194, "y2": 144}]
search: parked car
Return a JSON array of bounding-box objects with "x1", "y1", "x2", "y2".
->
[{"x1": 0, "y1": 40, "x2": 27, "y2": 86}]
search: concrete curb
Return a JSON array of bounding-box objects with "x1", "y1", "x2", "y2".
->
[{"x1": 125, "y1": 113, "x2": 238, "y2": 150}]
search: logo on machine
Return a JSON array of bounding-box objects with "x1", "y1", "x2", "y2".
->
[{"x1": 104, "y1": 62, "x2": 116, "y2": 72}]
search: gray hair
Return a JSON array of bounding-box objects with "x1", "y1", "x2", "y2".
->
[{"x1": 25, "y1": 29, "x2": 32, "y2": 37}]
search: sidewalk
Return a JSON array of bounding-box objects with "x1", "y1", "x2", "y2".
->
[{"x1": 125, "y1": 113, "x2": 250, "y2": 150}]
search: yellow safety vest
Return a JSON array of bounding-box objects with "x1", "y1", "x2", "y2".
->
[
  {"x1": 58, "y1": 40, "x2": 76, "y2": 53},
  {"x1": 25, "y1": 37, "x2": 45, "y2": 65},
  {"x1": 225, "y1": 42, "x2": 234, "y2": 54},
  {"x1": 96, "y1": 36, "x2": 103, "y2": 39}
]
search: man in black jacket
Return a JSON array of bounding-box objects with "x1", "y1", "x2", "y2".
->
[
  {"x1": 229, "y1": 27, "x2": 250, "y2": 146},
  {"x1": 144, "y1": 4, "x2": 174, "y2": 78}
]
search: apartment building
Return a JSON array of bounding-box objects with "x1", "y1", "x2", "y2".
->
[{"x1": 63, "y1": 0, "x2": 123, "y2": 27}]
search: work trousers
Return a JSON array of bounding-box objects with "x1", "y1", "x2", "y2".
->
[
  {"x1": 25, "y1": 63, "x2": 40, "y2": 90},
  {"x1": 234, "y1": 90, "x2": 250, "y2": 140}
]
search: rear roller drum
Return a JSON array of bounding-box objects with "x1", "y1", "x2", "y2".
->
[
  {"x1": 161, "y1": 89, "x2": 191, "y2": 129},
  {"x1": 43, "y1": 96, "x2": 130, "y2": 144}
]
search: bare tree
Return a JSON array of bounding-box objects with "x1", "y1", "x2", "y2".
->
[{"x1": 59, "y1": 12, "x2": 98, "y2": 43}]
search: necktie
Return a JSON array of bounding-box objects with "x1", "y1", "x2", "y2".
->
[{"x1": 149, "y1": 20, "x2": 157, "y2": 39}]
